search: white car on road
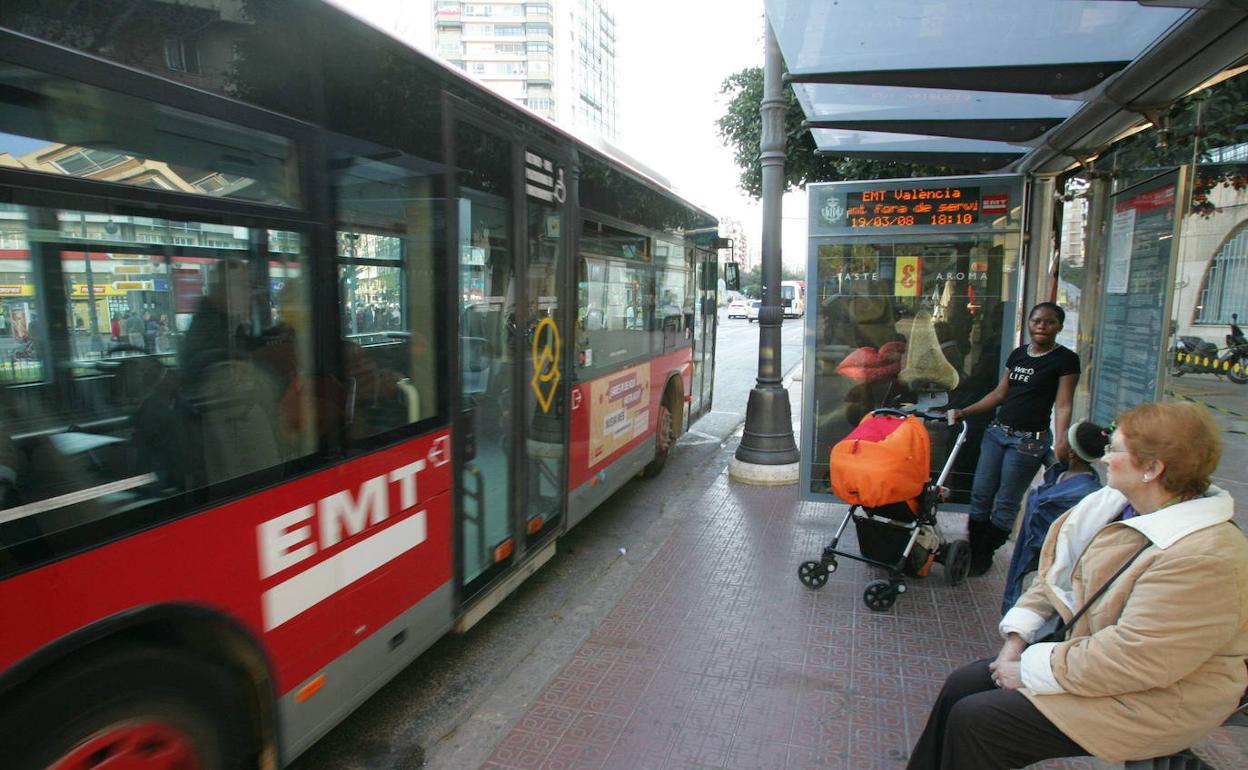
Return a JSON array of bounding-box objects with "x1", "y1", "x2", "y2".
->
[
  {"x1": 727, "y1": 297, "x2": 750, "y2": 319},
  {"x1": 747, "y1": 300, "x2": 762, "y2": 323}
]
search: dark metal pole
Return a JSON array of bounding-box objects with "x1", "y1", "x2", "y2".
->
[{"x1": 732, "y1": 20, "x2": 799, "y2": 477}]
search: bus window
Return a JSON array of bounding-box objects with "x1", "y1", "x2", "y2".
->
[
  {"x1": 0, "y1": 204, "x2": 317, "y2": 574},
  {"x1": 333, "y1": 148, "x2": 442, "y2": 442},
  {"x1": 575, "y1": 221, "x2": 652, "y2": 375},
  {"x1": 0, "y1": 62, "x2": 299, "y2": 208}
]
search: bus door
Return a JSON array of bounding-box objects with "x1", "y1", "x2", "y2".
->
[
  {"x1": 517, "y1": 143, "x2": 570, "y2": 551},
  {"x1": 691, "y1": 250, "x2": 717, "y2": 421},
  {"x1": 451, "y1": 110, "x2": 570, "y2": 599}
]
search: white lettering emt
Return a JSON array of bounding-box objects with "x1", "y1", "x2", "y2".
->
[{"x1": 256, "y1": 460, "x2": 429, "y2": 630}]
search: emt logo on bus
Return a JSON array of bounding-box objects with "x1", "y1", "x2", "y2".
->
[{"x1": 256, "y1": 437, "x2": 449, "y2": 631}]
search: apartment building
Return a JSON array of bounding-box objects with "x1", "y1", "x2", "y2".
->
[
  {"x1": 719, "y1": 217, "x2": 754, "y2": 273},
  {"x1": 434, "y1": 0, "x2": 618, "y2": 141}
]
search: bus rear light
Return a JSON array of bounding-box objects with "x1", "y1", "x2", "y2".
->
[
  {"x1": 527, "y1": 517, "x2": 543, "y2": 535},
  {"x1": 296, "y1": 674, "x2": 326, "y2": 703},
  {"x1": 494, "y1": 539, "x2": 514, "y2": 562}
]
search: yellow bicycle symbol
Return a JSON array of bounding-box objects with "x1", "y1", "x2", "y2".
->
[{"x1": 530, "y1": 316, "x2": 561, "y2": 413}]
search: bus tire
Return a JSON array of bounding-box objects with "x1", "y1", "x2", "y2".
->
[
  {"x1": 2, "y1": 645, "x2": 253, "y2": 770},
  {"x1": 640, "y1": 396, "x2": 679, "y2": 478}
]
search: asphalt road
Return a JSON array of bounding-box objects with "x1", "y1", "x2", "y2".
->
[{"x1": 288, "y1": 311, "x2": 805, "y2": 770}]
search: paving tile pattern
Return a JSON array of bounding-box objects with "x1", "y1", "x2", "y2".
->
[{"x1": 483, "y1": 476, "x2": 1248, "y2": 770}]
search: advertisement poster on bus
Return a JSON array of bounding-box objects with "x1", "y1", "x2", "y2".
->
[{"x1": 588, "y1": 364, "x2": 650, "y2": 466}]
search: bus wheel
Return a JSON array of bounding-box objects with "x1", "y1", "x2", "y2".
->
[
  {"x1": 640, "y1": 400, "x2": 676, "y2": 477},
  {"x1": 6, "y1": 647, "x2": 252, "y2": 770}
]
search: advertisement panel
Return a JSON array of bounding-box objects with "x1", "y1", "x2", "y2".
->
[
  {"x1": 587, "y1": 364, "x2": 650, "y2": 467},
  {"x1": 802, "y1": 174, "x2": 1025, "y2": 506}
]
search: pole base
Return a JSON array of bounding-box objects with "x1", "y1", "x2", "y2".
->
[
  {"x1": 734, "y1": 386, "x2": 800, "y2": 466},
  {"x1": 728, "y1": 457, "x2": 799, "y2": 485}
]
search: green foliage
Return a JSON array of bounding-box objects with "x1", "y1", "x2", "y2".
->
[
  {"x1": 716, "y1": 67, "x2": 964, "y2": 198},
  {"x1": 1099, "y1": 74, "x2": 1248, "y2": 217}
]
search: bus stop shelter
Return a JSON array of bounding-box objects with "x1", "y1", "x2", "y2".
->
[{"x1": 760, "y1": 0, "x2": 1248, "y2": 501}]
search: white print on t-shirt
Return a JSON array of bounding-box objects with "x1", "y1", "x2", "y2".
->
[{"x1": 1010, "y1": 366, "x2": 1035, "y2": 383}]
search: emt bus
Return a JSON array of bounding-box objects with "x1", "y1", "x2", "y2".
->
[
  {"x1": 781, "y1": 280, "x2": 806, "y2": 318},
  {"x1": 0, "y1": 3, "x2": 726, "y2": 767}
]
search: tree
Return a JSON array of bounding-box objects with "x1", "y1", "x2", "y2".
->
[
  {"x1": 1080, "y1": 74, "x2": 1248, "y2": 217},
  {"x1": 716, "y1": 67, "x2": 964, "y2": 198}
]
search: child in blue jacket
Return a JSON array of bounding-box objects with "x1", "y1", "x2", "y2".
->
[{"x1": 1001, "y1": 420, "x2": 1110, "y2": 614}]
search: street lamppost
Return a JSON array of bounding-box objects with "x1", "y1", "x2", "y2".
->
[{"x1": 730, "y1": 19, "x2": 799, "y2": 484}]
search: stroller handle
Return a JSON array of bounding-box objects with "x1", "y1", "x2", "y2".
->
[{"x1": 935, "y1": 418, "x2": 970, "y2": 488}]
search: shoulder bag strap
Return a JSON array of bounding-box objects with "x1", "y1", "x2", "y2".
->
[{"x1": 1060, "y1": 541, "x2": 1152, "y2": 638}]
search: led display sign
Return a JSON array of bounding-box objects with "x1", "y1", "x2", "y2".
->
[{"x1": 844, "y1": 186, "x2": 981, "y2": 229}]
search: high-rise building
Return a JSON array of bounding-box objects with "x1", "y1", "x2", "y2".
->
[
  {"x1": 719, "y1": 217, "x2": 753, "y2": 274},
  {"x1": 434, "y1": 0, "x2": 617, "y2": 141}
]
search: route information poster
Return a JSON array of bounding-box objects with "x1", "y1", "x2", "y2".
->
[{"x1": 1090, "y1": 171, "x2": 1179, "y2": 425}]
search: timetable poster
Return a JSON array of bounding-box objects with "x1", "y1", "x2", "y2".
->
[{"x1": 1090, "y1": 172, "x2": 1178, "y2": 425}]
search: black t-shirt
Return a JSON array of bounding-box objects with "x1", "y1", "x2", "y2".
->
[{"x1": 995, "y1": 344, "x2": 1081, "y2": 431}]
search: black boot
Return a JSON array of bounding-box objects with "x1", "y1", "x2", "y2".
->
[
  {"x1": 969, "y1": 523, "x2": 1011, "y2": 577},
  {"x1": 966, "y1": 517, "x2": 988, "y2": 550}
]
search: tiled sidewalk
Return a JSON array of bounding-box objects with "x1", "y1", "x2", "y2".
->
[{"x1": 481, "y1": 473, "x2": 1248, "y2": 770}]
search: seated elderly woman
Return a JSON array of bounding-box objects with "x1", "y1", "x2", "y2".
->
[{"x1": 906, "y1": 400, "x2": 1248, "y2": 770}]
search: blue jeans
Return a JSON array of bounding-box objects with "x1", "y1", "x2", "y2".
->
[{"x1": 968, "y1": 423, "x2": 1050, "y2": 531}]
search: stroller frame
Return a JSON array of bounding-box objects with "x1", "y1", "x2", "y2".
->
[{"x1": 799, "y1": 408, "x2": 971, "y2": 611}]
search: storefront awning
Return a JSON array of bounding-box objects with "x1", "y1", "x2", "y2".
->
[{"x1": 764, "y1": 0, "x2": 1248, "y2": 174}]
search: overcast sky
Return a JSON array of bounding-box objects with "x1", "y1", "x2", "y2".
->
[{"x1": 333, "y1": 0, "x2": 809, "y2": 270}]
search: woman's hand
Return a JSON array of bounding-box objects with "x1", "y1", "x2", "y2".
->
[
  {"x1": 990, "y1": 632, "x2": 1027, "y2": 690},
  {"x1": 995, "y1": 632, "x2": 1026, "y2": 663},
  {"x1": 989, "y1": 659, "x2": 1024, "y2": 690}
]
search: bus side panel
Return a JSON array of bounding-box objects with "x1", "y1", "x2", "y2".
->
[
  {"x1": 0, "y1": 431, "x2": 453, "y2": 698},
  {"x1": 566, "y1": 347, "x2": 692, "y2": 493}
]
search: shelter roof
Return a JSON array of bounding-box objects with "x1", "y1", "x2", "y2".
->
[{"x1": 764, "y1": 0, "x2": 1248, "y2": 174}]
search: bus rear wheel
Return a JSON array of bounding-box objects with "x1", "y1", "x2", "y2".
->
[
  {"x1": 4, "y1": 646, "x2": 253, "y2": 770},
  {"x1": 640, "y1": 399, "x2": 678, "y2": 477}
]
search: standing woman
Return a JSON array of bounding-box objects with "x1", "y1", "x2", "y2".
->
[{"x1": 949, "y1": 302, "x2": 1079, "y2": 575}]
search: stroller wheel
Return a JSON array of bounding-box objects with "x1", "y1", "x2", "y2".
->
[
  {"x1": 798, "y1": 560, "x2": 830, "y2": 589},
  {"x1": 863, "y1": 579, "x2": 899, "y2": 611},
  {"x1": 944, "y1": 539, "x2": 971, "y2": 586}
]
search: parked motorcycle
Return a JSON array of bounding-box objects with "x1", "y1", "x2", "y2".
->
[{"x1": 1172, "y1": 313, "x2": 1248, "y2": 385}]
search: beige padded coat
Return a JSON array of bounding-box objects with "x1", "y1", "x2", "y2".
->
[{"x1": 998, "y1": 485, "x2": 1248, "y2": 762}]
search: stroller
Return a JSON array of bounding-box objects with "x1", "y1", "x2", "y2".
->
[{"x1": 798, "y1": 407, "x2": 971, "y2": 611}]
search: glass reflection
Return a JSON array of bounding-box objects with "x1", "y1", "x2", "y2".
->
[{"x1": 810, "y1": 235, "x2": 1017, "y2": 501}]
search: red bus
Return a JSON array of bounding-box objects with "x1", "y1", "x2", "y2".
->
[{"x1": 0, "y1": 5, "x2": 725, "y2": 767}]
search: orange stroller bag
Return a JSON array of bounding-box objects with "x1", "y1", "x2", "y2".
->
[{"x1": 830, "y1": 412, "x2": 931, "y2": 509}]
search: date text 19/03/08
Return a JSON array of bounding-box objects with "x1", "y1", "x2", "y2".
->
[{"x1": 849, "y1": 212, "x2": 976, "y2": 229}]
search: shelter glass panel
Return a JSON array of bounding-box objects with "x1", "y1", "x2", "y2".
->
[{"x1": 803, "y1": 176, "x2": 1024, "y2": 505}]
